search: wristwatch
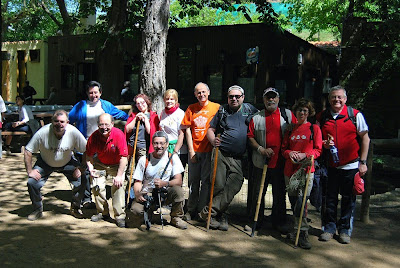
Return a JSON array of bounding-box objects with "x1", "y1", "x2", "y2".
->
[{"x1": 360, "y1": 160, "x2": 367, "y2": 165}]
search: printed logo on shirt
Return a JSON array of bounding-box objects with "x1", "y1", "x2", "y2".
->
[{"x1": 194, "y1": 116, "x2": 208, "y2": 129}]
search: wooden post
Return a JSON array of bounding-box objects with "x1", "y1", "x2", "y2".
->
[{"x1": 360, "y1": 141, "x2": 373, "y2": 223}]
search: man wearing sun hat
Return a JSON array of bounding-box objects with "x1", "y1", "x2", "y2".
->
[{"x1": 246, "y1": 87, "x2": 297, "y2": 233}]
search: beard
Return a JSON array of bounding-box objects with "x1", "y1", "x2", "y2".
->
[{"x1": 265, "y1": 101, "x2": 278, "y2": 112}]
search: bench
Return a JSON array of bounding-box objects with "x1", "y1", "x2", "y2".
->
[{"x1": 1, "y1": 131, "x2": 31, "y2": 137}]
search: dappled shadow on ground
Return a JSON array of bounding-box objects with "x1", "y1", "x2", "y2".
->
[{"x1": 1, "y1": 154, "x2": 400, "y2": 267}]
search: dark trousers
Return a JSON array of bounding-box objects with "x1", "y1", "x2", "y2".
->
[
  {"x1": 323, "y1": 167, "x2": 357, "y2": 236},
  {"x1": 249, "y1": 167, "x2": 286, "y2": 226}
]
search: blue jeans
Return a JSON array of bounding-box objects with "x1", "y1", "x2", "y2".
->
[
  {"x1": 323, "y1": 167, "x2": 357, "y2": 236},
  {"x1": 27, "y1": 156, "x2": 85, "y2": 210}
]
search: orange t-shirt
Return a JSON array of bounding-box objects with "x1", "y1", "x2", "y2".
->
[{"x1": 181, "y1": 101, "x2": 220, "y2": 153}]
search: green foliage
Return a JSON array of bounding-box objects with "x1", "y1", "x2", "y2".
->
[{"x1": 170, "y1": 1, "x2": 261, "y2": 27}]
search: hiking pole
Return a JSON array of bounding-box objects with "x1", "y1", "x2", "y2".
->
[
  {"x1": 126, "y1": 120, "x2": 141, "y2": 206},
  {"x1": 251, "y1": 157, "x2": 268, "y2": 237},
  {"x1": 207, "y1": 134, "x2": 221, "y2": 231},
  {"x1": 295, "y1": 155, "x2": 314, "y2": 248},
  {"x1": 158, "y1": 190, "x2": 164, "y2": 230}
]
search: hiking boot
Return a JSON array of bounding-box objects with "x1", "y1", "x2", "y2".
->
[
  {"x1": 116, "y1": 219, "x2": 126, "y2": 228},
  {"x1": 287, "y1": 231, "x2": 296, "y2": 241},
  {"x1": 171, "y1": 217, "x2": 188, "y2": 230},
  {"x1": 298, "y1": 231, "x2": 312, "y2": 249},
  {"x1": 27, "y1": 208, "x2": 43, "y2": 221},
  {"x1": 70, "y1": 206, "x2": 84, "y2": 219},
  {"x1": 319, "y1": 232, "x2": 334, "y2": 242},
  {"x1": 218, "y1": 215, "x2": 228, "y2": 231},
  {"x1": 338, "y1": 233, "x2": 351, "y2": 244},
  {"x1": 198, "y1": 210, "x2": 220, "y2": 229},
  {"x1": 91, "y1": 213, "x2": 111, "y2": 222}
]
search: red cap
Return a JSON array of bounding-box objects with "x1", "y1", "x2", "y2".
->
[{"x1": 353, "y1": 172, "x2": 365, "y2": 195}]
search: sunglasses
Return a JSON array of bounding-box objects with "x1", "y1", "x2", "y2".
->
[{"x1": 228, "y1": 94, "x2": 243, "y2": 100}]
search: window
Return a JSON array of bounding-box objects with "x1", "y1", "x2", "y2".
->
[
  {"x1": 206, "y1": 66, "x2": 223, "y2": 101},
  {"x1": 29, "y1": 50, "x2": 40, "y2": 62},
  {"x1": 235, "y1": 65, "x2": 256, "y2": 104}
]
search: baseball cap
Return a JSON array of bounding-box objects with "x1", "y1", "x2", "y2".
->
[
  {"x1": 263, "y1": 87, "x2": 279, "y2": 97},
  {"x1": 353, "y1": 172, "x2": 365, "y2": 195}
]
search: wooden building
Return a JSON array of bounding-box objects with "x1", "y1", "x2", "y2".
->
[{"x1": 47, "y1": 23, "x2": 337, "y2": 109}]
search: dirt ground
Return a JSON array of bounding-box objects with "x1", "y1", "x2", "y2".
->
[{"x1": 1, "y1": 152, "x2": 400, "y2": 268}]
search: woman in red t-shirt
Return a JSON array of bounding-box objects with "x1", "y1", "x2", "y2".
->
[{"x1": 281, "y1": 98, "x2": 322, "y2": 249}]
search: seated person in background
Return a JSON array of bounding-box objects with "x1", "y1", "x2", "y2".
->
[
  {"x1": 45, "y1": 87, "x2": 58, "y2": 105},
  {"x1": 3, "y1": 95, "x2": 38, "y2": 154}
]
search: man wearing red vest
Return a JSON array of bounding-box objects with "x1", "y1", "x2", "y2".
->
[{"x1": 318, "y1": 86, "x2": 370, "y2": 244}]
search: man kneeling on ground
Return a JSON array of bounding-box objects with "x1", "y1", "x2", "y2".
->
[
  {"x1": 86, "y1": 113, "x2": 128, "y2": 228},
  {"x1": 129, "y1": 131, "x2": 187, "y2": 230}
]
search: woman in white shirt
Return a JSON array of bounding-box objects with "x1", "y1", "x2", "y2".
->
[
  {"x1": 159, "y1": 89, "x2": 188, "y2": 171},
  {"x1": 3, "y1": 95, "x2": 34, "y2": 153}
]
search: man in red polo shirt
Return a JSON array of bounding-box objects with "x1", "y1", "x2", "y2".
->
[{"x1": 86, "y1": 113, "x2": 128, "y2": 228}]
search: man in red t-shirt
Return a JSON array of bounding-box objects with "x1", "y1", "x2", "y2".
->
[
  {"x1": 86, "y1": 113, "x2": 128, "y2": 228},
  {"x1": 247, "y1": 88, "x2": 297, "y2": 234}
]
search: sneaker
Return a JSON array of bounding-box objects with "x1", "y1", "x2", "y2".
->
[
  {"x1": 82, "y1": 202, "x2": 96, "y2": 210},
  {"x1": 116, "y1": 219, "x2": 126, "y2": 228},
  {"x1": 338, "y1": 233, "x2": 351, "y2": 244},
  {"x1": 319, "y1": 232, "x2": 334, "y2": 242},
  {"x1": 27, "y1": 208, "x2": 43, "y2": 221},
  {"x1": 218, "y1": 215, "x2": 228, "y2": 231},
  {"x1": 70, "y1": 206, "x2": 84, "y2": 219},
  {"x1": 171, "y1": 217, "x2": 188, "y2": 230},
  {"x1": 298, "y1": 231, "x2": 312, "y2": 249},
  {"x1": 91, "y1": 213, "x2": 111, "y2": 222}
]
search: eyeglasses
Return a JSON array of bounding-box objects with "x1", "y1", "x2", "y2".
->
[
  {"x1": 152, "y1": 141, "x2": 166, "y2": 146},
  {"x1": 136, "y1": 101, "x2": 146, "y2": 105},
  {"x1": 297, "y1": 109, "x2": 309, "y2": 114},
  {"x1": 98, "y1": 123, "x2": 112, "y2": 128},
  {"x1": 228, "y1": 94, "x2": 243, "y2": 100}
]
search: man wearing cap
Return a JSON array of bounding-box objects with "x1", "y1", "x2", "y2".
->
[
  {"x1": 246, "y1": 87, "x2": 297, "y2": 233},
  {"x1": 198, "y1": 85, "x2": 258, "y2": 230},
  {"x1": 318, "y1": 85, "x2": 369, "y2": 244},
  {"x1": 180, "y1": 82, "x2": 220, "y2": 221}
]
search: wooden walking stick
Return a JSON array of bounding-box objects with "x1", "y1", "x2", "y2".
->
[
  {"x1": 251, "y1": 157, "x2": 269, "y2": 237},
  {"x1": 126, "y1": 120, "x2": 141, "y2": 206},
  {"x1": 295, "y1": 155, "x2": 314, "y2": 248},
  {"x1": 207, "y1": 134, "x2": 221, "y2": 230}
]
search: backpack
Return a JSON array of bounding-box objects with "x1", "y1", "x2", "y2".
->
[
  {"x1": 216, "y1": 103, "x2": 255, "y2": 133},
  {"x1": 320, "y1": 106, "x2": 357, "y2": 129}
]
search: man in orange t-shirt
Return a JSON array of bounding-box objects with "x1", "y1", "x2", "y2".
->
[{"x1": 180, "y1": 82, "x2": 220, "y2": 220}]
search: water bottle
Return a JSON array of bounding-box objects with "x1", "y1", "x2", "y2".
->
[{"x1": 330, "y1": 145, "x2": 340, "y2": 163}]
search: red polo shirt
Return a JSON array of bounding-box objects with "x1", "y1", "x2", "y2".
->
[{"x1": 86, "y1": 127, "x2": 128, "y2": 165}]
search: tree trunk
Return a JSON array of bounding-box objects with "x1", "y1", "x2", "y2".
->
[{"x1": 140, "y1": 0, "x2": 170, "y2": 114}]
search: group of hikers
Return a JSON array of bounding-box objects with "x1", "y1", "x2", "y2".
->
[{"x1": 13, "y1": 80, "x2": 369, "y2": 250}]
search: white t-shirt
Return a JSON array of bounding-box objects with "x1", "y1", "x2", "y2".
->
[
  {"x1": 133, "y1": 151, "x2": 184, "y2": 193},
  {"x1": 0, "y1": 96, "x2": 6, "y2": 123},
  {"x1": 159, "y1": 108, "x2": 187, "y2": 154},
  {"x1": 25, "y1": 124, "x2": 87, "y2": 167},
  {"x1": 331, "y1": 110, "x2": 369, "y2": 170},
  {"x1": 19, "y1": 105, "x2": 34, "y2": 123},
  {"x1": 86, "y1": 100, "x2": 105, "y2": 138}
]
